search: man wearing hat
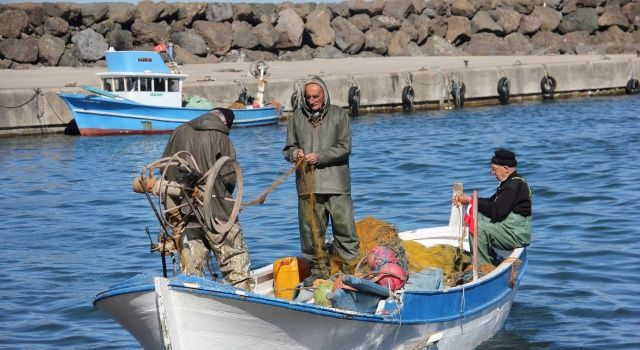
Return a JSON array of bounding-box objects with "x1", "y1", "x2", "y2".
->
[
  {"x1": 162, "y1": 108, "x2": 255, "y2": 291},
  {"x1": 454, "y1": 149, "x2": 532, "y2": 265}
]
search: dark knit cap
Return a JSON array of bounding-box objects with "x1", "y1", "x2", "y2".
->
[
  {"x1": 213, "y1": 107, "x2": 235, "y2": 129},
  {"x1": 491, "y1": 149, "x2": 517, "y2": 167}
]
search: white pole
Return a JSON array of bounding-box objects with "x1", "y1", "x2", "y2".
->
[{"x1": 472, "y1": 191, "x2": 479, "y2": 281}]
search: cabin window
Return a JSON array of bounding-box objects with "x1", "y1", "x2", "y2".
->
[
  {"x1": 114, "y1": 78, "x2": 125, "y2": 92},
  {"x1": 140, "y1": 78, "x2": 152, "y2": 92},
  {"x1": 126, "y1": 77, "x2": 139, "y2": 92},
  {"x1": 154, "y1": 78, "x2": 166, "y2": 92},
  {"x1": 168, "y1": 79, "x2": 179, "y2": 92},
  {"x1": 102, "y1": 78, "x2": 113, "y2": 92}
]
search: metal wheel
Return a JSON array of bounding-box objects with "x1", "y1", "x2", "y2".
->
[{"x1": 203, "y1": 156, "x2": 244, "y2": 234}]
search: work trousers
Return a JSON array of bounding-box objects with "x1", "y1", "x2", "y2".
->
[
  {"x1": 182, "y1": 223, "x2": 256, "y2": 291},
  {"x1": 476, "y1": 212, "x2": 532, "y2": 265},
  {"x1": 298, "y1": 193, "x2": 359, "y2": 277}
]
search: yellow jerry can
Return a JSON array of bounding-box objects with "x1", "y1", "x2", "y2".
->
[{"x1": 273, "y1": 257, "x2": 311, "y2": 300}]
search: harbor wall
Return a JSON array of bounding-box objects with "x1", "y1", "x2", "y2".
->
[{"x1": 1, "y1": 55, "x2": 639, "y2": 137}]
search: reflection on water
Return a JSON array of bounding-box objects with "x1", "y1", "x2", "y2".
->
[{"x1": 1, "y1": 95, "x2": 639, "y2": 349}]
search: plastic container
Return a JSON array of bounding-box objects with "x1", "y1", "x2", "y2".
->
[{"x1": 273, "y1": 257, "x2": 311, "y2": 300}]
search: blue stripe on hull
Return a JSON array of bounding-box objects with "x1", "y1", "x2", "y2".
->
[
  {"x1": 94, "y1": 249, "x2": 527, "y2": 325},
  {"x1": 59, "y1": 93, "x2": 279, "y2": 136}
]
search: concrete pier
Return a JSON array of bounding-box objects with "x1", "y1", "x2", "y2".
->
[{"x1": 1, "y1": 54, "x2": 639, "y2": 137}]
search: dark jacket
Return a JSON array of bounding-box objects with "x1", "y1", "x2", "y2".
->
[
  {"x1": 478, "y1": 171, "x2": 531, "y2": 222},
  {"x1": 283, "y1": 76, "x2": 352, "y2": 195},
  {"x1": 162, "y1": 112, "x2": 236, "y2": 221}
]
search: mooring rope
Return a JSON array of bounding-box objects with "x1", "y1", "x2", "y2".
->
[
  {"x1": 0, "y1": 88, "x2": 40, "y2": 109},
  {"x1": 241, "y1": 159, "x2": 302, "y2": 208}
]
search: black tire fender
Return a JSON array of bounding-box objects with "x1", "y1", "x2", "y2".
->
[
  {"x1": 348, "y1": 86, "x2": 360, "y2": 116},
  {"x1": 402, "y1": 85, "x2": 414, "y2": 112},
  {"x1": 541, "y1": 76, "x2": 557, "y2": 94},
  {"x1": 497, "y1": 77, "x2": 510, "y2": 104},
  {"x1": 625, "y1": 78, "x2": 639, "y2": 95},
  {"x1": 451, "y1": 81, "x2": 466, "y2": 108}
]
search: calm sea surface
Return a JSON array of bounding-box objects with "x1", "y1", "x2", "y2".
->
[{"x1": 1, "y1": 96, "x2": 639, "y2": 349}]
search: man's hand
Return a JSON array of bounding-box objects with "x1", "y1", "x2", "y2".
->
[
  {"x1": 295, "y1": 149, "x2": 305, "y2": 161},
  {"x1": 304, "y1": 152, "x2": 319, "y2": 165}
]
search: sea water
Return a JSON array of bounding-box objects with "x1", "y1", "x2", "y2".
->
[{"x1": 1, "y1": 95, "x2": 639, "y2": 349}]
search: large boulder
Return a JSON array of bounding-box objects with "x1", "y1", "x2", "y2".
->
[
  {"x1": 253, "y1": 3, "x2": 278, "y2": 24},
  {"x1": 37, "y1": 34, "x2": 65, "y2": 66},
  {"x1": 313, "y1": 45, "x2": 346, "y2": 59},
  {"x1": 253, "y1": 22, "x2": 279, "y2": 49},
  {"x1": 400, "y1": 14, "x2": 431, "y2": 44},
  {"x1": 530, "y1": 30, "x2": 564, "y2": 54},
  {"x1": 430, "y1": 16, "x2": 448, "y2": 37},
  {"x1": 172, "y1": 45, "x2": 217, "y2": 64},
  {"x1": 275, "y1": 8, "x2": 304, "y2": 49},
  {"x1": 45, "y1": 3, "x2": 81, "y2": 25},
  {"x1": 108, "y1": 3, "x2": 136, "y2": 26},
  {"x1": 331, "y1": 16, "x2": 366, "y2": 54},
  {"x1": 206, "y1": 2, "x2": 233, "y2": 23},
  {"x1": 364, "y1": 26, "x2": 392, "y2": 54},
  {"x1": 495, "y1": 8, "x2": 521, "y2": 34},
  {"x1": 531, "y1": 5, "x2": 562, "y2": 31},
  {"x1": 171, "y1": 30, "x2": 208, "y2": 56},
  {"x1": 592, "y1": 25, "x2": 632, "y2": 45},
  {"x1": 80, "y1": 3, "x2": 109, "y2": 26},
  {"x1": 383, "y1": 0, "x2": 414, "y2": 20},
  {"x1": 621, "y1": 3, "x2": 640, "y2": 27},
  {"x1": 44, "y1": 17, "x2": 69, "y2": 37},
  {"x1": 509, "y1": 0, "x2": 535, "y2": 15},
  {"x1": 464, "y1": 32, "x2": 505, "y2": 55},
  {"x1": 240, "y1": 48, "x2": 277, "y2": 62},
  {"x1": 0, "y1": 37, "x2": 38, "y2": 63},
  {"x1": 560, "y1": 31, "x2": 592, "y2": 53},
  {"x1": 518, "y1": 15, "x2": 543, "y2": 35},
  {"x1": 107, "y1": 27, "x2": 134, "y2": 51},
  {"x1": 71, "y1": 28, "x2": 108, "y2": 61},
  {"x1": 328, "y1": 2, "x2": 350, "y2": 18},
  {"x1": 446, "y1": 16, "x2": 472, "y2": 45},
  {"x1": 371, "y1": 15, "x2": 402, "y2": 30},
  {"x1": 8, "y1": 3, "x2": 46, "y2": 28},
  {"x1": 0, "y1": 10, "x2": 29, "y2": 39},
  {"x1": 503, "y1": 32, "x2": 534, "y2": 54},
  {"x1": 349, "y1": 13, "x2": 372, "y2": 32},
  {"x1": 233, "y1": 3, "x2": 254, "y2": 22},
  {"x1": 193, "y1": 20, "x2": 232, "y2": 56},
  {"x1": 131, "y1": 20, "x2": 170, "y2": 45},
  {"x1": 232, "y1": 21, "x2": 259, "y2": 49},
  {"x1": 306, "y1": 8, "x2": 335, "y2": 47},
  {"x1": 558, "y1": 7, "x2": 599, "y2": 33},
  {"x1": 278, "y1": 45, "x2": 314, "y2": 61},
  {"x1": 387, "y1": 30, "x2": 412, "y2": 56},
  {"x1": 422, "y1": 35, "x2": 466, "y2": 56},
  {"x1": 58, "y1": 46, "x2": 85, "y2": 67},
  {"x1": 598, "y1": 5, "x2": 629, "y2": 29},
  {"x1": 347, "y1": 0, "x2": 386, "y2": 16},
  {"x1": 136, "y1": 0, "x2": 177, "y2": 23},
  {"x1": 451, "y1": 0, "x2": 477, "y2": 18},
  {"x1": 471, "y1": 11, "x2": 502, "y2": 34}
]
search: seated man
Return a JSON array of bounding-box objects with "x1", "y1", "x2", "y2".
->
[{"x1": 455, "y1": 149, "x2": 532, "y2": 265}]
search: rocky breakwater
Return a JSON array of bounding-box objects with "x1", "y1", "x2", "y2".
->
[{"x1": 0, "y1": 0, "x2": 639, "y2": 69}]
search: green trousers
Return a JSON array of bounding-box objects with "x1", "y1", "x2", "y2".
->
[
  {"x1": 182, "y1": 223, "x2": 256, "y2": 291},
  {"x1": 298, "y1": 194, "x2": 360, "y2": 276},
  {"x1": 475, "y1": 212, "x2": 532, "y2": 265}
]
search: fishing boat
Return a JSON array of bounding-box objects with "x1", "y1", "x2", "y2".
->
[
  {"x1": 94, "y1": 174, "x2": 527, "y2": 349},
  {"x1": 57, "y1": 49, "x2": 280, "y2": 136}
]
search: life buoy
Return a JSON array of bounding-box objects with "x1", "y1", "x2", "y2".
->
[
  {"x1": 451, "y1": 81, "x2": 465, "y2": 108},
  {"x1": 497, "y1": 77, "x2": 510, "y2": 104},
  {"x1": 625, "y1": 78, "x2": 639, "y2": 95},
  {"x1": 348, "y1": 86, "x2": 360, "y2": 116},
  {"x1": 541, "y1": 76, "x2": 556, "y2": 99},
  {"x1": 402, "y1": 85, "x2": 414, "y2": 112}
]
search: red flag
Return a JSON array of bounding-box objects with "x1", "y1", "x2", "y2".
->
[
  {"x1": 464, "y1": 202, "x2": 475, "y2": 236},
  {"x1": 153, "y1": 42, "x2": 167, "y2": 53}
]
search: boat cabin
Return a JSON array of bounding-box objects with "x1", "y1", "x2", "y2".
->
[{"x1": 97, "y1": 50, "x2": 187, "y2": 108}]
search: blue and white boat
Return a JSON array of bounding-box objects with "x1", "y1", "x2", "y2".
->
[
  {"x1": 94, "y1": 193, "x2": 527, "y2": 349},
  {"x1": 58, "y1": 50, "x2": 280, "y2": 136}
]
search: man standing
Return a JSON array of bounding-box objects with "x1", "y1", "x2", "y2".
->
[
  {"x1": 455, "y1": 149, "x2": 532, "y2": 265},
  {"x1": 163, "y1": 108, "x2": 255, "y2": 291},
  {"x1": 283, "y1": 76, "x2": 360, "y2": 285}
]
